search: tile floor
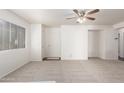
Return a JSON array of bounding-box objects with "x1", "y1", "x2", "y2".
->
[{"x1": 0, "y1": 59, "x2": 124, "y2": 83}]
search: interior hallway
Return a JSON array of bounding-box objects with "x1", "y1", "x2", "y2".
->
[{"x1": 0, "y1": 59, "x2": 124, "y2": 83}]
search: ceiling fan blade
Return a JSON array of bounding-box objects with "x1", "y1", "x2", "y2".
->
[
  {"x1": 73, "y1": 9, "x2": 80, "y2": 16},
  {"x1": 66, "y1": 16, "x2": 76, "y2": 19},
  {"x1": 87, "y1": 9, "x2": 99, "y2": 15},
  {"x1": 86, "y1": 17, "x2": 95, "y2": 20}
]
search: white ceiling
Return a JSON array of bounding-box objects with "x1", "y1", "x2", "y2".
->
[{"x1": 9, "y1": 9, "x2": 124, "y2": 26}]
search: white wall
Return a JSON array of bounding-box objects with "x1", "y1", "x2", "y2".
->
[
  {"x1": 61, "y1": 25, "x2": 88, "y2": 60},
  {"x1": 31, "y1": 24, "x2": 42, "y2": 61},
  {"x1": 44, "y1": 27, "x2": 61, "y2": 57},
  {"x1": 31, "y1": 24, "x2": 117, "y2": 61},
  {"x1": 32, "y1": 24, "x2": 117, "y2": 61},
  {"x1": 0, "y1": 10, "x2": 30, "y2": 78},
  {"x1": 43, "y1": 25, "x2": 117, "y2": 60}
]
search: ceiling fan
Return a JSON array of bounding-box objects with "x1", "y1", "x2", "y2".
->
[{"x1": 66, "y1": 9, "x2": 100, "y2": 23}]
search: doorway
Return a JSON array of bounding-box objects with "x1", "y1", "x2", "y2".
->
[
  {"x1": 118, "y1": 29, "x2": 124, "y2": 61},
  {"x1": 88, "y1": 30, "x2": 100, "y2": 59}
]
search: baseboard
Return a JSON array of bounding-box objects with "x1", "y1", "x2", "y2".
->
[{"x1": 88, "y1": 57, "x2": 118, "y2": 60}]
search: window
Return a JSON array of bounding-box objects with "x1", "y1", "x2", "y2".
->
[
  {"x1": 17, "y1": 26, "x2": 25, "y2": 48},
  {"x1": 2, "y1": 21, "x2": 10, "y2": 50},
  {"x1": 0, "y1": 20, "x2": 10, "y2": 50},
  {"x1": 10, "y1": 24, "x2": 18, "y2": 49},
  {"x1": 0, "y1": 19, "x2": 26, "y2": 51}
]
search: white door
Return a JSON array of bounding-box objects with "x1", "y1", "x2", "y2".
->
[{"x1": 45, "y1": 28, "x2": 61, "y2": 57}]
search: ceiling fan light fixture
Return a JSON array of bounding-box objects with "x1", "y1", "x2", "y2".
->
[
  {"x1": 77, "y1": 17, "x2": 85, "y2": 23},
  {"x1": 77, "y1": 18, "x2": 81, "y2": 22},
  {"x1": 82, "y1": 17, "x2": 86, "y2": 21},
  {"x1": 67, "y1": 9, "x2": 99, "y2": 23}
]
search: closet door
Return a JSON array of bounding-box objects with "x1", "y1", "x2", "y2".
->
[{"x1": 45, "y1": 28, "x2": 61, "y2": 57}]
